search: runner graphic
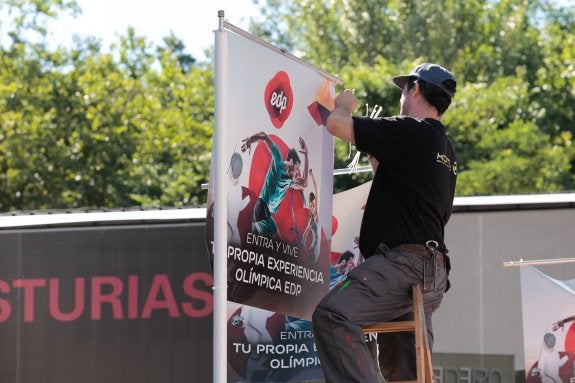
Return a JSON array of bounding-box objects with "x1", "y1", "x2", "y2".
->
[{"x1": 241, "y1": 132, "x2": 309, "y2": 241}]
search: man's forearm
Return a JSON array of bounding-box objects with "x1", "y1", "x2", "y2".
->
[{"x1": 326, "y1": 106, "x2": 355, "y2": 143}]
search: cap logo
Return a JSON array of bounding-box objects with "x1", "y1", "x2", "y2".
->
[{"x1": 264, "y1": 71, "x2": 293, "y2": 129}]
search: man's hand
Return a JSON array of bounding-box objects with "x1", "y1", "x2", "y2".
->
[
  {"x1": 325, "y1": 89, "x2": 358, "y2": 143},
  {"x1": 334, "y1": 89, "x2": 360, "y2": 113}
]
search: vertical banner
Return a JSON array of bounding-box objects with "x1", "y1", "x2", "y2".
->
[
  {"x1": 520, "y1": 266, "x2": 575, "y2": 382},
  {"x1": 207, "y1": 27, "x2": 338, "y2": 321},
  {"x1": 329, "y1": 180, "x2": 371, "y2": 289}
]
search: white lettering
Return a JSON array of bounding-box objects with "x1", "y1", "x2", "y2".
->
[{"x1": 270, "y1": 90, "x2": 288, "y2": 113}]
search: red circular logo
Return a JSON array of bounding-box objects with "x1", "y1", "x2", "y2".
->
[{"x1": 264, "y1": 71, "x2": 293, "y2": 129}]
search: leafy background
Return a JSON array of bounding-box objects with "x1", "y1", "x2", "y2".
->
[{"x1": 1, "y1": 0, "x2": 574, "y2": 212}]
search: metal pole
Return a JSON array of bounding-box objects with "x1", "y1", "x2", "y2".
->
[
  {"x1": 223, "y1": 20, "x2": 341, "y2": 84},
  {"x1": 213, "y1": 10, "x2": 228, "y2": 383},
  {"x1": 503, "y1": 257, "x2": 575, "y2": 267}
]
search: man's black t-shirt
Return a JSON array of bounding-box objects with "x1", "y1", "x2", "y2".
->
[{"x1": 353, "y1": 115, "x2": 457, "y2": 258}]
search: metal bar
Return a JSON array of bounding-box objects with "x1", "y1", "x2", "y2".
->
[
  {"x1": 222, "y1": 20, "x2": 342, "y2": 85},
  {"x1": 333, "y1": 165, "x2": 372, "y2": 176},
  {"x1": 503, "y1": 258, "x2": 575, "y2": 267}
]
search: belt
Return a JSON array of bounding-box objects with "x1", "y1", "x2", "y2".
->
[{"x1": 395, "y1": 244, "x2": 445, "y2": 265}]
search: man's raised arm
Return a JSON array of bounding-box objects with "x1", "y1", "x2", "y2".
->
[{"x1": 325, "y1": 89, "x2": 359, "y2": 143}]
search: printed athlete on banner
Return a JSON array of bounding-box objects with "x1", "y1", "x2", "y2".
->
[
  {"x1": 527, "y1": 317, "x2": 575, "y2": 383},
  {"x1": 521, "y1": 266, "x2": 575, "y2": 383}
]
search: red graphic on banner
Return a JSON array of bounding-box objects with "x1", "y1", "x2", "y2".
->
[
  {"x1": 264, "y1": 71, "x2": 293, "y2": 129},
  {"x1": 567, "y1": 323, "x2": 575, "y2": 354},
  {"x1": 526, "y1": 322, "x2": 575, "y2": 382},
  {"x1": 248, "y1": 135, "x2": 307, "y2": 258},
  {"x1": 245, "y1": 134, "x2": 330, "y2": 266},
  {"x1": 331, "y1": 216, "x2": 338, "y2": 236}
]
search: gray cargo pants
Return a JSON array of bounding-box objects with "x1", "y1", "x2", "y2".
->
[{"x1": 312, "y1": 243, "x2": 449, "y2": 383}]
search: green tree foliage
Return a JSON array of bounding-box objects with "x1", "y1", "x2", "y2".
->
[
  {"x1": 1, "y1": 1, "x2": 575, "y2": 212},
  {"x1": 447, "y1": 71, "x2": 573, "y2": 195},
  {"x1": 253, "y1": 0, "x2": 575, "y2": 196},
  {"x1": 0, "y1": 0, "x2": 213, "y2": 211}
]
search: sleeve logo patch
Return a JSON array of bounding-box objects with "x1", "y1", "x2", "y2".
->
[{"x1": 436, "y1": 153, "x2": 457, "y2": 175}]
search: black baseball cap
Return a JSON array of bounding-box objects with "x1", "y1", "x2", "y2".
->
[{"x1": 392, "y1": 63, "x2": 456, "y2": 97}]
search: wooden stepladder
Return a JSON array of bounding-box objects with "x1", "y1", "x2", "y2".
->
[{"x1": 362, "y1": 285, "x2": 434, "y2": 383}]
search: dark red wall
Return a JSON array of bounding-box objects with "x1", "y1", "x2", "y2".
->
[{"x1": 0, "y1": 222, "x2": 213, "y2": 383}]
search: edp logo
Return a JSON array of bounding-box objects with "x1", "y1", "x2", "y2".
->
[
  {"x1": 270, "y1": 89, "x2": 288, "y2": 114},
  {"x1": 264, "y1": 71, "x2": 293, "y2": 129}
]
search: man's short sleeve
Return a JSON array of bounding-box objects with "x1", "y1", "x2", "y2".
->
[{"x1": 353, "y1": 116, "x2": 416, "y2": 163}]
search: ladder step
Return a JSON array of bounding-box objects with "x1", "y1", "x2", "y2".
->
[
  {"x1": 360, "y1": 285, "x2": 433, "y2": 383},
  {"x1": 362, "y1": 320, "x2": 416, "y2": 333}
]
